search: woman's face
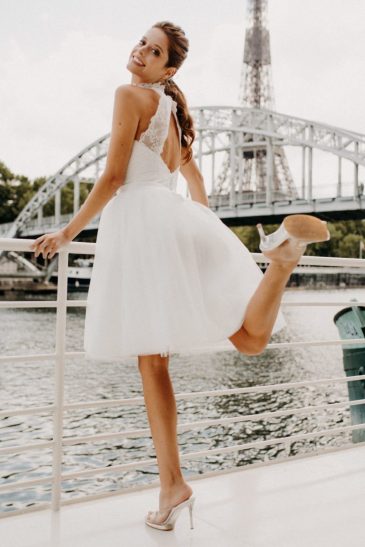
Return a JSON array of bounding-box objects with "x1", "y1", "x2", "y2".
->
[{"x1": 127, "y1": 27, "x2": 176, "y2": 84}]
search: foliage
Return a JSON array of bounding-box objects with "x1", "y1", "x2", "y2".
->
[{"x1": 0, "y1": 161, "x2": 92, "y2": 222}]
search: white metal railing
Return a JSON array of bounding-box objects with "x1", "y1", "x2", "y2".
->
[{"x1": 1, "y1": 237, "x2": 365, "y2": 519}]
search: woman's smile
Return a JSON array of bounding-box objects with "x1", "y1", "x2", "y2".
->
[{"x1": 132, "y1": 55, "x2": 145, "y2": 67}]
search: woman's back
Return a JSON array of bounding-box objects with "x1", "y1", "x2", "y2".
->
[{"x1": 118, "y1": 82, "x2": 182, "y2": 192}]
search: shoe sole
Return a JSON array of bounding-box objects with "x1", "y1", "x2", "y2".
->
[
  {"x1": 283, "y1": 214, "x2": 330, "y2": 243},
  {"x1": 145, "y1": 521, "x2": 173, "y2": 531},
  {"x1": 144, "y1": 496, "x2": 195, "y2": 531}
]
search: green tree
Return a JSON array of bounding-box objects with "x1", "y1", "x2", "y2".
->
[
  {"x1": 338, "y1": 233, "x2": 364, "y2": 258},
  {"x1": 0, "y1": 160, "x2": 14, "y2": 182}
]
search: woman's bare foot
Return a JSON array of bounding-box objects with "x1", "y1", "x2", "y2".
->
[{"x1": 146, "y1": 480, "x2": 193, "y2": 524}]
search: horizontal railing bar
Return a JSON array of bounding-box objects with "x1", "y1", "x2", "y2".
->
[
  {"x1": 2, "y1": 423, "x2": 363, "y2": 492},
  {"x1": 59, "y1": 398, "x2": 365, "y2": 445},
  {"x1": 252, "y1": 253, "x2": 365, "y2": 268},
  {"x1": 0, "y1": 301, "x2": 58, "y2": 309},
  {"x1": 281, "y1": 301, "x2": 365, "y2": 307},
  {"x1": 0, "y1": 301, "x2": 87, "y2": 309},
  {"x1": 177, "y1": 398, "x2": 365, "y2": 431},
  {"x1": 171, "y1": 372, "x2": 365, "y2": 400},
  {"x1": 0, "y1": 353, "x2": 57, "y2": 363},
  {"x1": 0, "y1": 476, "x2": 53, "y2": 493},
  {"x1": 37, "y1": 424, "x2": 365, "y2": 480},
  {"x1": 0, "y1": 502, "x2": 51, "y2": 519},
  {"x1": 0, "y1": 238, "x2": 96, "y2": 255},
  {"x1": 40, "y1": 440, "x2": 365, "y2": 512},
  {"x1": 1, "y1": 299, "x2": 365, "y2": 310},
  {"x1": 0, "y1": 441, "x2": 53, "y2": 456},
  {"x1": 60, "y1": 422, "x2": 365, "y2": 480},
  {"x1": 2, "y1": 397, "x2": 364, "y2": 457},
  {"x1": 178, "y1": 423, "x2": 365, "y2": 459},
  {"x1": 1, "y1": 337, "x2": 364, "y2": 364},
  {"x1": 3, "y1": 440, "x2": 365, "y2": 518},
  {"x1": 2, "y1": 373, "x2": 365, "y2": 417},
  {"x1": 0, "y1": 404, "x2": 55, "y2": 418},
  {"x1": 1, "y1": 239, "x2": 365, "y2": 268},
  {"x1": 62, "y1": 428, "x2": 150, "y2": 445},
  {"x1": 267, "y1": 338, "x2": 365, "y2": 349}
]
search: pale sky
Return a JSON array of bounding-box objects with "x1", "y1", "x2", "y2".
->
[{"x1": 1, "y1": 0, "x2": 364, "y2": 195}]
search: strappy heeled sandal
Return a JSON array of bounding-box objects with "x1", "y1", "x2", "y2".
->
[
  {"x1": 145, "y1": 494, "x2": 195, "y2": 531},
  {"x1": 256, "y1": 214, "x2": 330, "y2": 263}
]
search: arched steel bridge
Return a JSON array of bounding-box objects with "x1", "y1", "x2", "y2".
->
[{"x1": 1, "y1": 106, "x2": 365, "y2": 248}]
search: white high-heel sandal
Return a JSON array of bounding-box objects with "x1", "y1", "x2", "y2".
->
[
  {"x1": 145, "y1": 494, "x2": 195, "y2": 531},
  {"x1": 256, "y1": 214, "x2": 330, "y2": 263}
]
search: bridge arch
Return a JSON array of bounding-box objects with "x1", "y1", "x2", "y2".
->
[{"x1": 3, "y1": 107, "x2": 365, "y2": 242}]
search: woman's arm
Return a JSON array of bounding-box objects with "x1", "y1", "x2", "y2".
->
[
  {"x1": 61, "y1": 85, "x2": 140, "y2": 241},
  {"x1": 179, "y1": 153, "x2": 209, "y2": 206}
]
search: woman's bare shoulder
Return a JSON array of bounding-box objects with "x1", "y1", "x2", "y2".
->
[
  {"x1": 112, "y1": 84, "x2": 158, "y2": 124},
  {"x1": 113, "y1": 83, "x2": 144, "y2": 105}
]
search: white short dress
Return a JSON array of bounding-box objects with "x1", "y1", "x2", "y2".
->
[{"x1": 83, "y1": 81, "x2": 286, "y2": 361}]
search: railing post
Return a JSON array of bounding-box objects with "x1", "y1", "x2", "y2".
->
[
  {"x1": 37, "y1": 207, "x2": 43, "y2": 228},
  {"x1": 230, "y1": 110, "x2": 237, "y2": 208},
  {"x1": 55, "y1": 187, "x2": 61, "y2": 228},
  {"x1": 265, "y1": 114, "x2": 274, "y2": 207},
  {"x1": 337, "y1": 136, "x2": 342, "y2": 198},
  {"x1": 301, "y1": 145, "x2": 306, "y2": 199},
  {"x1": 73, "y1": 175, "x2": 80, "y2": 215},
  {"x1": 353, "y1": 141, "x2": 359, "y2": 199},
  {"x1": 265, "y1": 136, "x2": 274, "y2": 207},
  {"x1": 51, "y1": 249, "x2": 68, "y2": 511},
  {"x1": 211, "y1": 131, "x2": 216, "y2": 196},
  {"x1": 308, "y1": 125, "x2": 313, "y2": 202}
]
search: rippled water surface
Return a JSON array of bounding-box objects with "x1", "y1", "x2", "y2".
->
[{"x1": 1, "y1": 287, "x2": 363, "y2": 514}]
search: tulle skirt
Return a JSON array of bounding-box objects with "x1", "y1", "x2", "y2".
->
[{"x1": 83, "y1": 182, "x2": 286, "y2": 361}]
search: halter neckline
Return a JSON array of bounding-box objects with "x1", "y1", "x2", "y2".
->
[{"x1": 131, "y1": 81, "x2": 165, "y2": 91}]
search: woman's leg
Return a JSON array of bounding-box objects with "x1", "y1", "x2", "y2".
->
[
  {"x1": 138, "y1": 353, "x2": 193, "y2": 522},
  {"x1": 229, "y1": 258, "x2": 296, "y2": 355}
]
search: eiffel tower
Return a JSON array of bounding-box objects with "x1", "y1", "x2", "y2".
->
[{"x1": 215, "y1": 0, "x2": 298, "y2": 199}]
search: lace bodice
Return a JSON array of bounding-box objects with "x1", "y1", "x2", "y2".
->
[
  {"x1": 139, "y1": 93, "x2": 181, "y2": 156},
  {"x1": 115, "y1": 82, "x2": 182, "y2": 195},
  {"x1": 135, "y1": 82, "x2": 182, "y2": 160}
]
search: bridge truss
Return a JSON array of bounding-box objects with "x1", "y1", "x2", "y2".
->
[{"x1": 1, "y1": 106, "x2": 364, "y2": 244}]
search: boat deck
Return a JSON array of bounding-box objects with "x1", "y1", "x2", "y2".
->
[{"x1": 1, "y1": 444, "x2": 364, "y2": 547}]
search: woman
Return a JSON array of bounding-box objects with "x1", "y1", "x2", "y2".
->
[{"x1": 31, "y1": 21, "x2": 330, "y2": 531}]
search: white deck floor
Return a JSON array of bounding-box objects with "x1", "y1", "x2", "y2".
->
[{"x1": 1, "y1": 444, "x2": 364, "y2": 547}]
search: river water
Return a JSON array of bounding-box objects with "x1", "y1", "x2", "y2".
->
[{"x1": 1, "y1": 287, "x2": 363, "y2": 514}]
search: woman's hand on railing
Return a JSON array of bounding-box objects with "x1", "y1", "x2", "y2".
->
[{"x1": 30, "y1": 230, "x2": 71, "y2": 260}]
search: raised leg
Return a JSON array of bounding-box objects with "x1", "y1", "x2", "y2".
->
[
  {"x1": 229, "y1": 255, "x2": 296, "y2": 355},
  {"x1": 138, "y1": 353, "x2": 193, "y2": 524}
]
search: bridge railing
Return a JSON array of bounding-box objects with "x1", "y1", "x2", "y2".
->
[{"x1": 1, "y1": 237, "x2": 365, "y2": 519}]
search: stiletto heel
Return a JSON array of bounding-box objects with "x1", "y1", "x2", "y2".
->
[
  {"x1": 145, "y1": 494, "x2": 196, "y2": 531},
  {"x1": 256, "y1": 222, "x2": 267, "y2": 242},
  {"x1": 189, "y1": 497, "x2": 194, "y2": 529},
  {"x1": 256, "y1": 214, "x2": 330, "y2": 264}
]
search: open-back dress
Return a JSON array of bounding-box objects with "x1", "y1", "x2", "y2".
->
[{"x1": 83, "y1": 81, "x2": 286, "y2": 361}]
